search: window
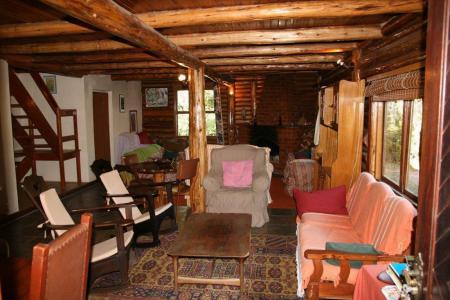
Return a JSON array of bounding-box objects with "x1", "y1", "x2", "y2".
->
[
  {"x1": 176, "y1": 90, "x2": 216, "y2": 136},
  {"x1": 381, "y1": 99, "x2": 422, "y2": 198}
]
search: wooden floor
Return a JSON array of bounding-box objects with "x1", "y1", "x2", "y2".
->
[{"x1": 0, "y1": 179, "x2": 297, "y2": 259}]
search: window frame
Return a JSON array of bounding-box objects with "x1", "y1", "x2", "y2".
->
[
  {"x1": 176, "y1": 89, "x2": 217, "y2": 137},
  {"x1": 378, "y1": 98, "x2": 422, "y2": 202}
]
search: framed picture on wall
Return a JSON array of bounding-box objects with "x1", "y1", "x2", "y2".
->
[
  {"x1": 119, "y1": 94, "x2": 125, "y2": 112},
  {"x1": 43, "y1": 75, "x2": 57, "y2": 94},
  {"x1": 145, "y1": 87, "x2": 168, "y2": 107},
  {"x1": 129, "y1": 110, "x2": 137, "y2": 132}
]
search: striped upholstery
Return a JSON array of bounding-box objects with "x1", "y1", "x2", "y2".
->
[
  {"x1": 350, "y1": 181, "x2": 394, "y2": 243},
  {"x1": 371, "y1": 196, "x2": 417, "y2": 255},
  {"x1": 346, "y1": 172, "x2": 376, "y2": 218},
  {"x1": 284, "y1": 159, "x2": 319, "y2": 196}
]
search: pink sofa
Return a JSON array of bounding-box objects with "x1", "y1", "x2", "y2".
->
[{"x1": 296, "y1": 172, "x2": 417, "y2": 298}]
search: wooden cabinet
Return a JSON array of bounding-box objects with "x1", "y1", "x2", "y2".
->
[{"x1": 315, "y1": 80, "x2": 365, "y2": 190}]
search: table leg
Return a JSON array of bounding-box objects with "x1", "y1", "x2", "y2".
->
[
  {"x1": 173, "y1": 256, "x2": 178, "y2": 294},
  {"x1": 239, "y1": 258, "x2": 244, "y2": 293}
]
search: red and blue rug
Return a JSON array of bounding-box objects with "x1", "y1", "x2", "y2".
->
[{"x1": 90, "y1": 231, "x2": 298, "y2": 299}]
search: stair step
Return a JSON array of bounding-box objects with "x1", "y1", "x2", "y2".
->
[
  {"x1": 34, "y1": 144, "x2": 50, "y2": 148},
  {"x1": 11, "y1": 104, "x2": 21, "y2": 108},
  {"x1": 12, "y1": 115, "x2": 29, "y2": 119},
  {"x1": 21, "y1": 126, "x2": 35, "y2": 129},
  {"x1": 14, "y1": 151, "x2": 26, "y2": 157}
]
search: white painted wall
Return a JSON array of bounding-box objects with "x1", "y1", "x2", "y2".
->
[
  {"x1": 13, "y1": 73, "x2": 141, "y2": 183},
  {"x1": 83, "y1": 75, "x2": 142, "y2": 181}
]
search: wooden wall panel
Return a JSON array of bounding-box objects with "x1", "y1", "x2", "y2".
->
[{"x1": 360, "y1": 14, "x2": 426, "y2": 79}]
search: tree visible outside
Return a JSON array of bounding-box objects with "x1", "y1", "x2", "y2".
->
[
  {"x1": 177, "y1": 90, "x2": 216, "y2": 136},
  {"x1": 406, "y1": 99, "x2": 422, "y2": 195},
  {"x1": 382, "y1": 101, "x2": 404, "y2": 185}
]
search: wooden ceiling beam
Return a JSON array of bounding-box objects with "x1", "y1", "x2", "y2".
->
[
  {"x1": 203, "y1": 54, "x2": 343, "y2": 66},
  {"x1": 168, "y1": 26, "x2": 383, "y2": 46},
  {"x1": 214, "y1": 64, "x2": 335, "y2": 72},
  {"x1": 111, "y1": 74, "x2": 180, "y2": 81},
  {"x1": 191, "y1": 43, "x2": 358, "y2": 58},
  {"x1": 0, "y1": 1, "x2": 422, "y2": 38},
  {"x1": 39, "y1": 0, "x2": 203, "y2": 69},
  {"x1": 90, "y1": 68, "x2": 186, "y2": 75},
  {"x1": 1, "y1": 52, "x2": 159, "y2": 64},
  {"x1": 63, "y1": 60, "x2": 177, "y2": 71},
  {"x1": 0, "y1": 39, "x2": 133, "y2": 54}
]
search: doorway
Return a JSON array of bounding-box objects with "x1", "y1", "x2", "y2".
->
[{"x1": 93, "y1": 92, "x2": 111, "y2": 161}]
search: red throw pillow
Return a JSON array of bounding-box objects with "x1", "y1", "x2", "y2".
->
[
  {"x1": 293, "y1": 185, "x2": 348, "y2": 217},
  {"x1": 138, "y1": 132, "x2": 153, "y2": 144}
]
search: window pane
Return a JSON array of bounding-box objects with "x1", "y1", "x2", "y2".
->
[
  {"x1": 177, "y1": 114, "x2": 189, "y2": 136},
  {"x1": 406, "y1": 99, "x2": 422, "y2": 195},
  {"x1": 382, "y1": 101, "x2": 404, "y2": 185},
  {"x1": 204, "y1": 90, "x2": 215, "y2": 112},
  {"x1": 206, "y1": 113, "x2": 216, "y2": 136},
  {"x1": 177, "y1": 90, "x2": 189, "y2": 112}
]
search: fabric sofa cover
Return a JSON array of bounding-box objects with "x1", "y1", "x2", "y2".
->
[
  {"x1": 296, "y1": 172, "x2": 417, "y2": 297},
  {"x1": 203, "y1": 144, "x2": 272, "y2": 227}
]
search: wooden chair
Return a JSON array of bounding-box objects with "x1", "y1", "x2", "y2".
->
[
  {"x1": 100, "y1": 170, "x2": 176, "y2": 247},
  {"x1": 39, "y1": 188, "x2": 137, "y2": 287},
  {"x1": 21, "y1": 175, "x2": 49, "y2": 222},
  {"x1": 29, "y1": 213, "x2": 93, "y2": 300},
  {"x1": 172, "y1": 159, "x2": 199, "y2": 206}
]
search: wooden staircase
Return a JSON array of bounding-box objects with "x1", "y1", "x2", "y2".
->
[{"x1": 9, "y1": 68, "x2": 81, "y2": 188}]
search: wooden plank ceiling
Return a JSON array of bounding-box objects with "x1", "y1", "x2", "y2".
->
[{"x1": 0, "y1": 0, "x2": 423, "y2": 81}]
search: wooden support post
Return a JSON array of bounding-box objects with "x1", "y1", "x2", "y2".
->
[
  {"x1": 228, "y1": 85, "x2": 236, "y2": 144},
  {"x1": 251, "y1": 81, "x2": 257, "y2": 122},
  {"x1": 352, "y1": 48, "x2": 361, "y2": 81},
  {"x1": 188, "y1": 67, "x2": 207, "y2": 213}
]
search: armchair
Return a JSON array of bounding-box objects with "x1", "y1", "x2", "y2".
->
[
  {"x1": 100, "y1": 170, "x2": 176, "y2": 247},
  {"x1": 29, "y1": 213, "x2": 93, "y2": 300},
  {"x1": 39, "y1": 188, "x2": 135, "y2": 287},
  {"x1": 203, "y1": 144, "x2": 272, "y2": 227}
]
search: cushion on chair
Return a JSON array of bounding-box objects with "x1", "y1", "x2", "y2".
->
[
  {"x1": 325, "y1": 242, "x2": 381, "y2": 268},
  {"x1": 40, "y1": 189, "x2": 75, "y2": 236},
  {"x1": 294, "y1": 185, "x2": 347, "y2": 217},
  {"x1": 222, "y1": 160, "x2": 253, "y2": 187},
  {"x1": 301, "y1": 212, "x2": 353, "y2": 229},
  {"x1": 346, "y1": 172, "x2": 376, "y2": 221},
  {"x1": 91, "y1": 231, "x2": 134, "y2": 263}
]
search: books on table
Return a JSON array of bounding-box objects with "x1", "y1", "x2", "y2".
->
[{"x1": 386, "y1": 262, "x2": 408, "y2": 290}]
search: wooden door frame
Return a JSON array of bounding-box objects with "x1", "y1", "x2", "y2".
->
[
  {"x1": 415, "y1": 0, "x2": 448, "y2": 298},
  {"x1": 92, "y1": 90, "x2": 113, "y2": 162}
]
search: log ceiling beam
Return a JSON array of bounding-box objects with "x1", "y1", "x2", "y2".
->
[
  {"x1": 168, "y1": 26, "x2": 383, "y2": 46},
  {"x1": 95, "y1": 68, "x2": 186, "y2": 75},
  {"x1": 0, "y1": 1, "x2": 422, "y2": 39},
  {"x1": 214, "y1": 64, "x2": 335, "y2": 72},
  {"x1": 190, "y1": 43, "x2": 358, "y2": 58},
  {"x1": 203, "y1": 54, "x2": 343, "y2": 66},
  {"x1": 63, "y1": 61, "x2": 176, "y2": 71},
  {"x1": 111, "y1": 74, "x2": 181, "y2": 81},
  {"x1": 39, "y1": 0, "x2": 203, "y2": 69},
  {"x1": 0, "y1": 39, "x2": 133, "y2": 54},
  {"x1": 1, "y1": 52, "x2": 159, "y2": 64}
]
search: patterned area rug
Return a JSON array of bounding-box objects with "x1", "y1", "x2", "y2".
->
[{"x1": 90, "y1": 231, "x2": 298, "y2": 299}]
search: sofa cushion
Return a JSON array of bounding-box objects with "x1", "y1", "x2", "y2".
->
[
  {"x1": 294, "y1": 185, "x2": 347, "y2": 217},
  {"x1": 298, "y1": 223, "x2": 362, "y2": 289},
  {"x1": 325, "y1": 242, "x2": 380, "y2": 268},
  {"x1": 371, "y1": 196, "x2": 417, "y2": 255},
  {"x1": 346, "y1": 172, "x2": 376, "y2": 222},
  {"x1": 222, "y1": 160, "x2": 253, "y2": 187},
  {"x1": 351, "y1": 181, "x2": 394, "y2": 244},
  {"x1": 301, "y1": 212, "x2": 353, "y2": 229}
]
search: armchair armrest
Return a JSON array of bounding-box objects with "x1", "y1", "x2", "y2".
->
[
  {"x1": 203, "y1": 171, "x2": 221, "y2": 191},
  {"x1": 71, "y1": 200, "x2": 147, "y2": 214},
  {"x1": 252, "y1": 171, "x2": 270, "y2": 192}
]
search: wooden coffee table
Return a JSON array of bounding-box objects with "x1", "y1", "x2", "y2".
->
[{"x1": 168, "y1": 213, "x2": 251, "y2": 293}]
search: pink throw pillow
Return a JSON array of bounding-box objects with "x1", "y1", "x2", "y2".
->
[
  {"x1": 294, "y1": 185, "x2": 347, "y2": 217},
  {"x1": 222, "y1": 160, "x2": 253, "y2": 188}
]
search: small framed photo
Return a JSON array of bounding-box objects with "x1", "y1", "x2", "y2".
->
[
  {"x1": 129, "y1": 110, "x2": 137, "y2": 132},
  {"x1": 145, "y1": 87, "x2": 168, "y2": 107},
  {"x1": 43, "y1": 75, "x2": 57, "y2": 94},
  {"x1": 119, "y1": 94, "x2": 125, "y2": 113}
]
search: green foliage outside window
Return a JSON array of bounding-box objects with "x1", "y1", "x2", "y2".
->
[{"x1": 176, "y1": 90, "x2": 216, "y2": 136}]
